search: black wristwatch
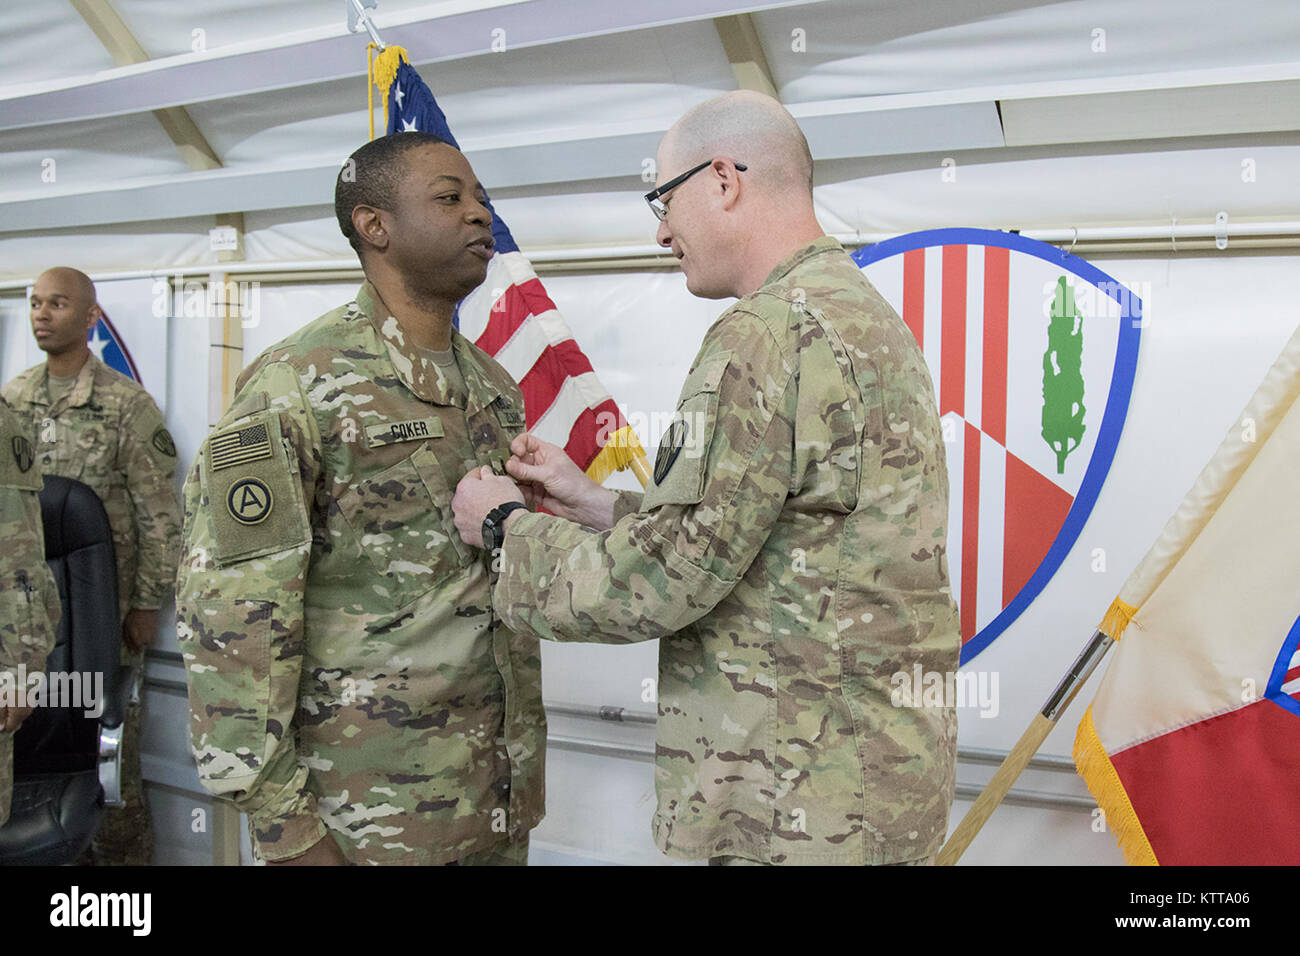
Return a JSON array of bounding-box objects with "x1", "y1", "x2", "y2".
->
[{"x1": 482, "y1": 501, "x2": 527, "y2": 553}]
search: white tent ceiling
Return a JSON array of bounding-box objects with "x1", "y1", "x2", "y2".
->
[{"x1": 1, "y1": 0, "x2": 1297, "y2": 281}]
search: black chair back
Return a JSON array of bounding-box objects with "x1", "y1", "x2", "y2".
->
[{"x1": 0, "y1": 475, "x2": 122, "y2": 865}]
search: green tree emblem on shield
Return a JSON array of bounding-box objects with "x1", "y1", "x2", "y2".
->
[{"x1": 1042, "y1": 276, "x2": 1086, "y2": 474}]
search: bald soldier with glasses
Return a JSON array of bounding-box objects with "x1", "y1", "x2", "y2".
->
[{"x1": 453, "y1": 90, "x2": 960, "y2": 866}]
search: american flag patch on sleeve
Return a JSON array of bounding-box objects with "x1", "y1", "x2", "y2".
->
[{"x1": 210, "y1": 422, "x2": 272, "y2": 471}]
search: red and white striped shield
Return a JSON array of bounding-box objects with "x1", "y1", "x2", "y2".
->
[{"x1": 855, "y1": 229, "x2": 1142, "y2": 663}]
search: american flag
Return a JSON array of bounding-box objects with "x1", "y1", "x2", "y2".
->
[
  {"x1": 381, "y1": 52, "x2": 641, "y2": 480},
  {"x1": 209, "y1": 422, "x2": 272, "y2": 471}
]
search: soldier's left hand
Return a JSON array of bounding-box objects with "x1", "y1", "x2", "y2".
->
[
  {"x1": 122, "y1": 608, "x2": 159, "y2": 653},
  {"x1": 451, "y1": 465, "x2": 525, "y2": 549}
]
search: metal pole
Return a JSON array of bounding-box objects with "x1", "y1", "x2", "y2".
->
[{"x1": 347, "y1": 0, "x2": 386, "y2": 50}]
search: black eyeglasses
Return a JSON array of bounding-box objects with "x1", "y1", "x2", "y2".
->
[{"x1": 644, "y1": 159, "x2": 748, "y2": 221}]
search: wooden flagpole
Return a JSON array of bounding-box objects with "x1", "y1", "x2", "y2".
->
[{"x1": 937, "y1": 628, "x2": 1116, "y2": 865}]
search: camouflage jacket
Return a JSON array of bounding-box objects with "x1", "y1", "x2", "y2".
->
[
  {"x1": 3, "y1": 355, "x2": 181, "y2": 619},
  {"x1": 175, "y1": 282, "x2": 545, "y2": 864},
  {"x1": 496, "y1": 237, "x2": 960, "y2": 864},
  {"x1": 0, "y1": 397, "x2": 61, "y2": 826}
]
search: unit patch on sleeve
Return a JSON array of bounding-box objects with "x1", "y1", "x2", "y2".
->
[
  {"x1": 151, "y1": 427, "x2": 177, "y2": 458},
  {"x1": 653, "y1": 419, "x2": 688, "y2": 485},
  {"x1": 11, "y1": 435, "x2": 33, "y2": 473},
  {"x1": 226, "y1": 477, "x2": 273, "y2": 525},
  {"x1": 201, "y1": 410, "x2": 309, "y2": 564}
]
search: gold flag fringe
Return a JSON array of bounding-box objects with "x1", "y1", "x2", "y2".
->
[
  {"x1": 1073, "y1": 706, "x2": 1159, "y2": 866},
  {"x1": 367, "y1": 45, "x2": 411, "y2": 140},
  {"x1": 586, "y1": 426, "x2": 649, "y2": 485},
  {"x1": 1098, "y1": 597, "x2": 1138, "y2": 641}
]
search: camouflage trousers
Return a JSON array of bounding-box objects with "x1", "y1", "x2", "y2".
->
[
  {"x1": 709, "y1": 852, "x2": 937, "y2": 866},
  {"x1": 444, "y1": 836, "x2": 530, "y2": 866},
  {"x1": 80, "y1": 652, "x2": 152, "y2": 866}
]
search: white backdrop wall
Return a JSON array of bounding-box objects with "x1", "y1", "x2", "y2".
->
[
  {"x1": 2, "y1": 250, "x2": 1296, "y2": 865},
  {"x1": 243, "y1": 256, "x2": 1294, "y2": 728}
]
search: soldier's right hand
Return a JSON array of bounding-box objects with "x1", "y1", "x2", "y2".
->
[
  {"x1": 507, "y1": 434, "x2": 616, "y2": 530},
  {"x1": 266, "y1": 833, "x2": 348, "y2": 866}
]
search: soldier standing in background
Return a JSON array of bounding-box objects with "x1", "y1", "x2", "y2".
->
[
  {"x1": 452, "y1": 91, "x2": 961, "y2": 865},
  {"x1": 175, "y1": 132, "x2": 544, "y2": 865},
  {"x1": 3, "y1": 267, "x2": 181, "y2": 866},
  {"x1": 0, "y1": 396, "x2": 62, "y2": 829}
]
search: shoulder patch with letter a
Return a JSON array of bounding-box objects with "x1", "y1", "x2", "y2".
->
[
  {"x1": 202, "y1": 410, "x2": 309, "y2": 565},
  {"x1": 227, "y1": 477, "x2": 273, "y2": 524}
]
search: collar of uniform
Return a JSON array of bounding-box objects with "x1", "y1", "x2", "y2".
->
[
  {"x1": 63, "y1": 353, "x2": 99, "y2": 409},
  {"x1": 9, "y1": 366, "x2": 46, "y2": 406},
  {"x1": 450, "y1": 328, "x2": 506, "y2": 418},
  {"x1": 29, "y1": 353, "x2": 97, "y2": 412},
  {"x1": 759, "y1": 235, "x2": 847, "y2": 290},
  {"x1": 356, "y1": 280, "x2": 462, "y2": 406}
]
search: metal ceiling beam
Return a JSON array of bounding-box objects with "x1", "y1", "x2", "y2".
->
[
  {"x1": 68, "y1": 0, "x2": 222, "y2": 171},
  {"x1": 713, "y1": 14, "x2": 778, "y2": 98},
  {"x1": 0, "y1": 0, "x2": 823, "y2": 131},
  {"x1": 1001, "y1": 78, "x2": 1300, "y2": 147},
  {"x1": 8, "y1": 50, "x2": 1297, "y2": 235},
  {"x1": 0, "y1": 98, "x2": 1003, "y2": 233}
]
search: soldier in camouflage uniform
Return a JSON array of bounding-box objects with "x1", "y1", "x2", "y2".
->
[
  {"x1": 452, "y1": 91, "x2": 960, "y2": 865},
  {"x1": 0, "y1": 397, "x2": 61, "y2": 828},
  {"x1": 4, "y1": 267, "x2": 181, "y2": 865},
  {"x1": 176, "y1": 132, "x2": 544, "y2": 865}
]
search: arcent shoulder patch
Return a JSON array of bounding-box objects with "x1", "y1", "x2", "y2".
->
[
  {"x1": 201, "y1": 410, "x2": 309, "y2": 565},
  {"x1": 151, "y1": 427, "x2": 177, "y2": 458},
  {"x1": 227, "y1": 477, "x2": 273, "y2": 524}
]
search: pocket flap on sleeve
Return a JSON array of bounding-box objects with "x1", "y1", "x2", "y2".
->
[{"x1": 641, "y1": 352, "x2": 731, "y2": 510}]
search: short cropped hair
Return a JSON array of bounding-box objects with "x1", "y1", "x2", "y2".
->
[{"x1": 335, "y1": 131, "x2": 455, "y2": 254}]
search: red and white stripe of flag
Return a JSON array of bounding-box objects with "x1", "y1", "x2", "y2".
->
[{"x1": 461, "y1": 251, "x2": 622, "y2": 472}]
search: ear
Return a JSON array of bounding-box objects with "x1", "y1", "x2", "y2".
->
[
  {"x1": 352, "y1": 205, "x2": 389, "y2": 254},
  {"x1": 715, "y1": 158, "x2": 743, "y2": 212},
  {"x1": 85, "y1": 303, "x2": 103, "y2": 332}
]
